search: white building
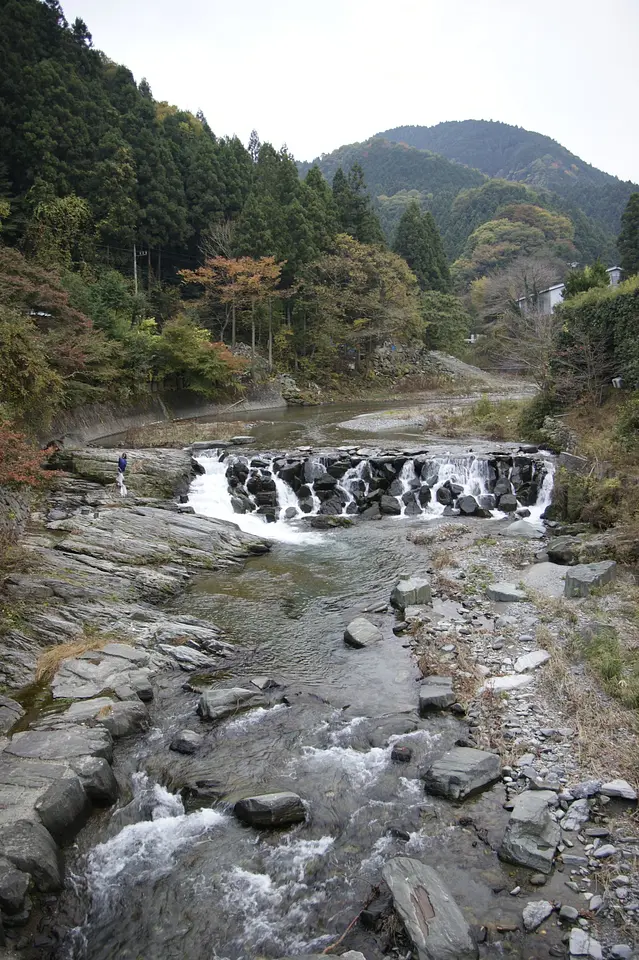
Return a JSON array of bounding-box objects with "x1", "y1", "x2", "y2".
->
[{"x1": 516, "y1": 266, "x2": 623, "y2": 315}]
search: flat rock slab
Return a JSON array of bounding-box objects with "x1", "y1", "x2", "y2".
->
[
  {"x1": 513, "y1": 650, "x2": 550, "y2": 673},
  {"x1": 522, "y1": 900, "x2": 554, "y2": 932},
  {"x1": 419, "y1": 677, "x2": 455, "y2": 713},
  {"x1": 196, "y1": 687, "x2": 266, "y2": 722},
  {"x1": 60, "y1": 699, "x2": 149, "y2": 738},
  {"x1": 0, "y1": 697, "x2": 25, "y2": 736},
  {"x1": 600, "y1": 779, "x2": 637, "y2": 801},
  {"x1": 4, "y1": 726, "x2": 113, "y2": 764},
  {"x1": 569, "y1": 928, "x2": 603, "y2": 959},
  {"x1": 423, "y1": 747, "x2": 501, "y2": 801},
  {"x1": 344, "y1": 617, "x2": 383, "y2": 649},
  {"x1": 486, "y1": 582, "x2": 527, "y2": 602},
  {"x1": 564, "y1": 561, "x2": 617, "y2": 598},
  {"x1": 499, "y1": 790, "x2": 560, "y2": 874},
  {"x1": 382, "y1": 856, "x2": 478, "y2": 960},
  {"x1": 234, "y1": 792, "x2": 306, "y2": 828},
  {"x1": 390, "y1": 578, "x2": 432, "y2": 611},
  {"x1": 52, "y1": 649, "x2": 153, "y2": 702},
  {"x1": 520, "y1": 562, "x2": 566, "y2": 599},
  {"x1": 502, "y1": 520, "x2": 544, "y2": 540}
]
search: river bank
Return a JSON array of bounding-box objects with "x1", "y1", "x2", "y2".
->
[{"x1": 0, "y1": 417, "x2": 637, "y2": 960}]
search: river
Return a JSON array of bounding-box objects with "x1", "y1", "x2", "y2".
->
[{"x1": 51, "y1": 403, "x2": 557, "y2": 960}]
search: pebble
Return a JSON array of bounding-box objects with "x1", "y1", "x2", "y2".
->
[
  {"x1": 589, "y1": 895, "x2": 603, "y2": 911},
  {"x1": 559, "y1": 905, "x2": 579, "y2": 922},
  {"x1": 612, "y1": 875, "x2": 630, "y2": 886},
  {"x1": 509, "y1": 886, "x2": 521, "y2": 896},
  {"x1": 530, "y1": 873, "x2": 547, "y2": 886},
  {"x1": 519, "y1": 634, "x2": 534, "y2": 642}
]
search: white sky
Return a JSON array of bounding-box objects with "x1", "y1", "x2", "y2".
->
[{"x1": 61, "y1": 0, "x2": 639, "y2": 183}]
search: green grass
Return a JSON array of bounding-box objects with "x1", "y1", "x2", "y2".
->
[{"x1": 576, "y1": 625, "x2": 639, "y2": 709}]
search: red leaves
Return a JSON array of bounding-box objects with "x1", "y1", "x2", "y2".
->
[{"x1": 0, "y1": 425, "x2": 48, "y2": 488}]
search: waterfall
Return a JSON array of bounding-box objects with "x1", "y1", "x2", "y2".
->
[
  {"x1": 527, "y1": 459, "x2": 555, "y2": 526},
  {"x1": 426, "y1": 456, "x2": 495, "y2": 517},
  {"x1": 338, "y1": 460, "x2": 369, "y2": 514},
  {"x1": 398, "y1": 460, "x2": 418, "y2": 516}
]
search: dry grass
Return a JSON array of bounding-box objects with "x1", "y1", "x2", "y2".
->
[
  {"x1": 535, "y1": 624, "x2": 639, "y2": 781},
  {"x1": 528, "y1": 589, "x2": 579, "y2": 625},
  {"x1": 431, "y1": 548, "x2": 459, "y2": 570},
  {"x1": 118, "y1": 419, "x2": 253, "y2": 449},
  {"x1": 35, "y1": 634, "x2": 111, "y2": 683},
  {"x1": 407, "y1": 529, "x2": 436, "y2": 546},
  {"x1": 416, "y1": 635, "x2": 480, "y2": 704}
]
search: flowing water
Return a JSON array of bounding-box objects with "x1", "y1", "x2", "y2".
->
[{"x1": 55, "y1": 407, "x2": 558, "y2": 960}]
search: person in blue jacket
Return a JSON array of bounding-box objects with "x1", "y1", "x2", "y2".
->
[{"x1": 118, "y1": 453, "x2": 127, "y2": 475}]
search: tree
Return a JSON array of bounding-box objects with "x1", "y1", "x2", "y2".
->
[
  {"x1": 27, "y1": 194, "x2": 93, "y2": 268},
  {"x1": 332, "y1": 164, "x2": 384, "y2": 245},
  {"x1": 421, "y1": 292, "x2": 470, "y2": 351},
  {"x1": 248, "y1": 129, "x2": 261, "y2": 164},
  {"x1": 562, "y1": 261, "x2": 609, "y2": 300},
  {"x1": 393, "y1": 201, "x2": 450, "y2": 292},
  {"x1": 618, "y1": 193, "x2": 639, "y2": 276},
  {"x1": 155, "y1": 315, "x2": 245, "y2": 395}
]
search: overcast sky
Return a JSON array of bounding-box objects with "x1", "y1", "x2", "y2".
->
[{"x1": 61, "y1": 0, "x2": 639, "y2": 183}]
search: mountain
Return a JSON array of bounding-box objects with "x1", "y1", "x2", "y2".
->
[
  {"x1": 377, "y1": 120, "x2": 638, "y2": 237},
  {"x1": 301, "y1": 137, "x2": 615, "y2": 266}
]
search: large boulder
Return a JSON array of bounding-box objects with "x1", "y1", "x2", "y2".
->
[
  {"x1": 196, "y1": 687, "x2": 265, "y2": 722},
  {"x1": 63, "y1": 698, "x2": 149, "y2": 738},
  {"x1": 0, "y1": 819, "x2": 62, "y2": 891},
  {"x1": 70, "y1": 756, "x2": 118, "y2": 805},
  {"x1": 170, "y1": 730, "x2": 204, "y2": 755},
  {"x1": 547, "y1": 536, "x2": 581, "y2": 565},
  {"x1": 499, "y1": 790, "x2": 560, "y2": 874},
  {"x1": 0, "y1": 857, "x2": 30, "y2": 915},
  {"x1": 34, "y1": 774, "x2": 90, "y2": 843},
  {"x1": 498, "y1": 493, "x2": 518, "y2": 512},
  {"x1": 486, "y1": 582, "x2": 526, "y2": 602},
  {"x1": 380, "y1": 495, "x2": 401, "y2": 516},
  {"x1": 382, "y1": 857, "x2": 478, "y2": 960},
  {"x1": 344, "y1": 617, "x2": 383, "y2": 649},
  {"x1": 457, "y1": 495, "x2": 478, "y2": 516},
  {"x1": 234, "y1": 792, "x2": 306, "y2": 828},
  {"x1": 423, "y1": 747, "x2": 501, "y2": 801},
  {"x1": 390, "y1": 578, "x2": 432, "y2": 611},
  {"x1": 564, "y1": 561, "x2": 617, "y2": 598},
  {"x1": 419, "y1": 677, "x2": 455, "y2": 713},
  {"x1": 4, "y1": 726, "x2": 113, "y2": 763}
]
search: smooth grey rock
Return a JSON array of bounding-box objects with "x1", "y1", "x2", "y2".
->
[
  {"x1": 380, "y1": 495, "x2": 401, "y2": 516},
  {"x1": 0, "y1": 697, "x2": 25, "y2": 736},
  {"x1": 170, "y1": 730, "x2": 203, "y2": 755},
  {"x1": 571, "y1": 779, "x2": 601, "y2": 799},
  {"x1": 480, "y1": 674, "x2": 533, "y2": 693},
  {"x1": 610, "y1": 946, "x2": 632, "y2": 960},
  {"x1": 562, "y1": 798, "x2": 590, "y2": 831},
  {"x1": 250, "y1": 676, "x2": 280, "y2": 691},
  {"x1": 522, "y1": 900, "x2": 554, "y2": 931},
  {"x1": 419, "y1": 677, "x2": 455, "y2": 713},
  {"x1": 382, "y1": 856, "x2": 478, "y2": 960},
  {"x1": 390, "y1": 578, "x2": 432, "y2": 611},
  {"x1": 600, "y1": 779, "x2": 637, "y2": 800},
  {"x1": 4, "y1": 726, "x2": 113, "y2": 763},
  {"x1": 593, "y1": 843, "x2": 616, "y2": 858},
  {"x1": 423, "y1": 747, "x2": 501, "y2": 801},
  {"x1": 70, "y1": 756, "x2": 118, "y2": 805},
  {"x1": 196, "y1": 687, "x2": 265, "y2": 722},
  {"x1": 502, "y1": 520, "x2": 544, "y2": 539},
  {"x1": 0, "y1": 858, "x2": 29, "y2": 915},
  {"x1": 234, "y1": 792, "x2": 306, "y2": 828},
  {"x1": 564, "y1": 561, "x2": 617, "y2": 598},
  {"x1": 63, "y1": 698, "x2": 149, "y2": 738},
  {"x1": 34, "y1": 775, "x2": 89, "y2": 843},
  {"x1": 486, "y1": 582, "x2": 527, "y2": 602},
  {"x1": 344, "y1": 617, "x2": 383, "y2": 649},
  {"x1": 499, "y1": 791, "x2": 560, "y2": 874},
  {"x1": 559, "y1": 905, "x2": 579, "y2": 922},
  {"x1": 498, "y1": 493, "x2": 518, "y2": 513},
  {"x1": 0, "y1": 820, "x2": 62, "y2": 891},
  {"x1": 513, "y1": 650, "x2": 550, "y2": 673},
  {"x1": 547, "y1": 536, "x2": 581, "y2": 564},
  {"x1": 457, "y1": 495, "x2": 478, "y2": 515},
  {"x1": 569, "y1": 928, "x2": 602, "y2": 959}
]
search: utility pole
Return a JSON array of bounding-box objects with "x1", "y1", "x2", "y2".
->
[{"x1": 133, "y1": 243, "x2": 138, "y2": 295}]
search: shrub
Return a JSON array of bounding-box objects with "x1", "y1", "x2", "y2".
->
[
  {"x1": 615, "y1": 393, "x2": 639, "y2": 450},
  {"x1": 518, "y1": 389, "x2": 557, "y2": 439}
]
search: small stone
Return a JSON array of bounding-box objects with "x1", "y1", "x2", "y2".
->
[
  {"x1": 344, "y1": 617, "x2": 383, "y2": 648},
  {"x1": 571, "y1": 780, "x2": 601, "y2": 799},
  {"x1": 592, "y1": 843, "x2": 616, "y2": 858},
  {"x1": 486, "y1": 582, "x2": 527, "y2": 603},
  {"x1": 562, "y1": 854, "x2": 588, "y2": 866},
  {"x1": 510, "y1": 885, "x2": 521, "y2": 896},
  {"x1": 599, "y1": 779, "x2": 637, "y2": 801},
  {"x1": 391, "y1": 745, "x2": 412, "y2": 763},
  {"x1": 522, "y1": 899, "x2": 553, "y2": 931},
  {"x1": 559, "y1": 904, "x2": 579, "y2": 921},
  {"x1": 519, "y1": 634, "x2": 534, "y2": 643},
  {"x1": 530, "y1": 873, "x2": 547, "y2": 886},
  {"x1": 589, "y1": 895, "x2": 603, "y2": 911},
  {"x1": 610, "y1": 945, "x2": 632, "y2": 960},
  {"x1": 514, "y1": 650, "x2": 550, "y2": 673},
  {"x1": 170, "y1": 730, "x2": 203, "y2": 755}
]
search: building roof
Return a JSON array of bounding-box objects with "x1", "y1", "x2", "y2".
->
[{"x1": 516, "y1": 265, "x2": 622, "y2": 304}]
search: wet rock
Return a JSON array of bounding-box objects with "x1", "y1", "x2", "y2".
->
[
  {"x1": 70, "y1": 756, "x2": 118, "y2": 805},
  {"x1": 559, "y1": 905, "x2": 579, "y2": 922},
  {"x1": 390, "y1": 578, "x2": 432, "y2": 611},
  {"x1": 360, "y1": 502, "x2": 381, "y2": 520},
  {"x1": 196, "y1": 687, "x2": 265, "y2": 722},
  {"x1": 344, "y1": 617, "x2": 383, "y2": 649},
  {"x1": 486, "y1": 582, "x2": 527, "y2": 602},
  {"x1": 522, "y1": 899, "x2": 554, "y2": 931},
  {"x1": 499, "y1": 791, "x2": 560, "y2": 874},
  {"x1": 600, "y1": 779, "x2": 637, "y2": 801},
  {"x1": 380, "y1": 495, "x2": 401, "y2": 516},
  {"x1": 0, "y1": 820, "x2": 62, "y2": 892},
  {"x1": 63, "y1": 698, "x2": 149, "y2": 738},
  {"x1": 0, "y1": 697, "x2": 24, "y2": 736},
  {"x1": 419, "y1": 677, "x2": 455, "y2": 713},
  {"x1": 234, "y1": 792, "x2": 306, "y2": 828},
  {"x1": 391, "y1": 745, "x2": 413, "y2": 763},
  {"x1": 513, "y1": 650, "x2": 550, "y2": 673},
  {"x1": 0, "y1": 858, "x2": 29, "y2": 915},
  {"x1": 382, "y1": 856, "x2": 478, "y2": 960},
  {"x1": 569, "y1": 928, "x2": 602, "y2": 959},
  {"x1": 564, "y1": 561, "x2": 617, "y2": 598},
  {"x1": 34, "y1": 775, "x2": 90, "y2": 843},
  {"x1": 4, "y1": 726, "x2": 113, "y2": 763},
  {"x1": 498, "y1": 494, "x2": 518, "y2": 513},
  {"x1": 423, "y1": 747, "x2": 501, "y2": 801},
  {"x1": 250, "y1": 677, "x2": 280, "y2": 691},
  {"x1": 170, "y1": 730, "x2": 204, "y2": 755},
  {"x1": 457, "y1": 496, "x2": 478, "y2": 515}
]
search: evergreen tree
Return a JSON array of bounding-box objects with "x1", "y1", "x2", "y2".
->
[
  {"x1": 618, "y1": 193, "x2": 639, "y2": 277},
  {"x1": 393, "y1": 201, "x2": 450, "y2": 292},
  {"x1": 301, "y1": 167, "x2": 339, "y2": 253},
  {"x1": 332, "y1": 164, "x2": 384, "y2": 245},
  {"x1": 248, "y1": 129, "x2": 261, "y2": 164}
]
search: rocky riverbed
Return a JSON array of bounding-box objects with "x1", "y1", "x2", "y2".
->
[{"x1": 0, "y1": 437, "x2": 637, "y2": 960}]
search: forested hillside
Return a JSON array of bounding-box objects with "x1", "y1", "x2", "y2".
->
[
  {"x1": 378, "y1": 120, "x2": 638, "y2": 237},
  {"x1": 302, "y1": 138, "x2": 615, "y2": 268}
]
